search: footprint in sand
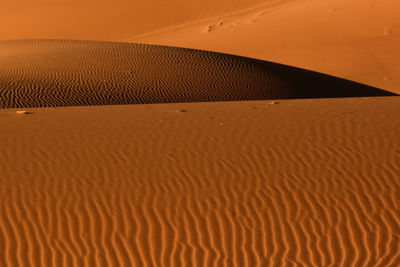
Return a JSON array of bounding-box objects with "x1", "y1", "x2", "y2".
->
[{"x1": 202, "y1": 22, "x2": 224, "y2": 33}]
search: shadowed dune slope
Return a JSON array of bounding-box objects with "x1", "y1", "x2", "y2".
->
[
  {"x1": 0, "y1": 40, "x2": 395, "y2": 108},
  {"x1": 0, "y1": 97, "x2": 399, "y2": 266},
  {"x1": 133, "y1": 0, "x2": 400, "y2": 94}
]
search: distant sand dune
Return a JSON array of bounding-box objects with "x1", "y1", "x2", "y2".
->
[
  {"x1": 132, "y1": 0, "x2": 400, "y2": 95},
  {"x1": 0, "y1": 40, "x2": 395, "y2": 108},
  {"x1": 0, "y1": 97, "x2": 399, "y2": 266}
]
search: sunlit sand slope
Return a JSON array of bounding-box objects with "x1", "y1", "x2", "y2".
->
[
  {"x1": 0, "y1": 40, "x2": 395, "y2": 108},
  {"x1": 0, "y1": 0, "x2": 269, "y2": 40},
  {"x1": 133, "y1": 0, "x2": 400, "y2": 94},
  {"x1": 0, "y1": 97, "x2": 399, "y2": 266}
]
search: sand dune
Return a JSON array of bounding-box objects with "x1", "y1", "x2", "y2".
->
[
  {"x1": 1, "y1": 0, "x2": 400, "y2": 266},
  {"x1": 2, "y1": 0, "x2": 400, "y2": 92},
  {"x1": 1, "y1": 0, "x2": 268, "y2": 41},
  {"x1": 1, "y1": 97, "x2": 399, "y2": 266},
  {"x1": 0, "y1": 40, "x2": 395, "y2": 108},
  {"x1": 132, "y1": 0, "x2": 400, "y2": 94}
]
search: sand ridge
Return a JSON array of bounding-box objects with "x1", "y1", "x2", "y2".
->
[
  {"x1": 0, "y1": 40, "x2": 395, "y2": 108},
  {"x1": 1, "y1": 97, "x2": 399, "y2": 266},
  {"x1": 2, "y1": 0, "x2": 400, "y2": 92},
  {"x1": 133, "y1": 0, "x2": 400, "y2": 94}
]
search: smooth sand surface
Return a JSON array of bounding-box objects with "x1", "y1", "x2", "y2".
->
[
  {"x1": 131, "y1": 0, "x2": 400, "y2": 94},
  {"x1": 0, "y1": 40, "x2": 395, "y2": 108},
  {"x1": 1, "y1": 0, "x2": 268, "y2": 41},
  {"x1": 1, "y1": 97, "x2": 399, "y2": 266}
]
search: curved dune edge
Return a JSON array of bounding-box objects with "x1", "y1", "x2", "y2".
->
[
  {"x1": 0, "y1": 39, "x2": 396, "y2": 109},
  {"x1": 130, "y1": 0, "x2": 400, "y2": 95},
  {"x1": 1, "y1": 97, "x2": 399, "y2": 266}
]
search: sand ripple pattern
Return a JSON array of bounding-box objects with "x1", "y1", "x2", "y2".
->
[
  {"x1": 0, "y1": 97, "x2": 399, "y2": 266},
  {"x1": 0, "y1": 40, "x2": 396, "y2": 108}
]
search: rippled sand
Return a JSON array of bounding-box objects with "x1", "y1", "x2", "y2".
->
[
  {"x1": 1, "y1": 0, "x2": 400, "y2": 266},
  {"x1": 0, "y1": 40, "x2": 394, "y2": 108},
  {"x1": 1, "y1": 97, "x2": 399, "y2": 266}
]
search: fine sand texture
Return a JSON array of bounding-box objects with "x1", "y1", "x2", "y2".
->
[
  {"x1": 0, "y1": 0, "x2": 269, "y2": 41},
  {"x1": 2, "y1": 0, "x2": 400, "y2": 93},
  {"x1": 0, "y1": 40, "x2": 395, "y2": 108},
  {"x1": 132, "y1": 0, "x2": 400, "y2": 94},
  {"x1": 1, "y1": 97, "x2": 399, "y2": 266},
  {"x1": 1, "y1": 0, "x2": 400, "y2": 266}
]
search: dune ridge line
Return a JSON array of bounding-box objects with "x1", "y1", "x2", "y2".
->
[{"x1": 0, "y1": 39, "x2": 396, "y2": 109}]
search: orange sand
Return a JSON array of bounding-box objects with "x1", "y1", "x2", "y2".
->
[
  {"x1": 131, "y1": 0, "x2": 400, "y2": 94},
  {"x1": 0, "y1": 40, "x2": 394, "y2": 109},
  {"x1": 1, "y1": 0, "x2": 400, "y2": 266},
  {"x1": 1, "y1": 97, "x2": 399, "y2": 265},
  {"x1": 2, "y1": 0, "x2": 399, "y2": 93},
  {"x1": 1, "y1": 0, "x2": 267, "y2": 41}
]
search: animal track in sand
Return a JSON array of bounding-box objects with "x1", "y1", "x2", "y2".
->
[
  {"x1": 202, "y1": 22, "x2": 224, "y2": 33},
  {"x1": 201, "y1": 12, "x2": 264, "y2": 33},
  {"x1": 198, "y1": 0, "x2": 303, "y2": 34}
]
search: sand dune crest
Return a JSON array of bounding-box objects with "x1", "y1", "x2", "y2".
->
[{"x1": 0, "y1": 40, "x2": 395, "y2": 108}]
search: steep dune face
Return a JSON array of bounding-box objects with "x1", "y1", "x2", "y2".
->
[
  {"x1": 0, "y1": 40, "x2": 395, "y2": 108},
  {"x1": 0, "y1": 97, "x2": 399, "y2": 266}
]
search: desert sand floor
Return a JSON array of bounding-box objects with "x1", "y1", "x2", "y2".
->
[{"x1": 1, "y1": 97, "x2": 399, "y2": 266}]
